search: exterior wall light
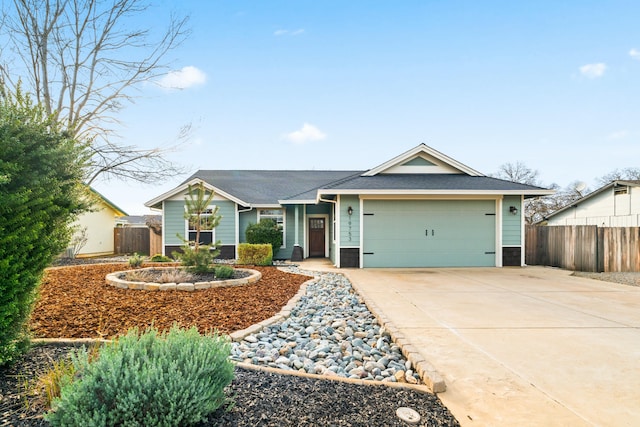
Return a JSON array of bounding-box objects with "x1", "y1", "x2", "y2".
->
[
  {"x1": 347, "y1": 206, "x2": 353, "y2": 216},
  {"x1": 509, "y1": 206, "x2": 518, "y2": 215}
]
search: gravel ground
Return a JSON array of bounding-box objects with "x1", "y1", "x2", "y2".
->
[
  {"x1": 0, "y1": 343, "x2": 458, "y2": 427},
  {"x1": 571, "y1": 271, "x2": 640, "y2": 287}
]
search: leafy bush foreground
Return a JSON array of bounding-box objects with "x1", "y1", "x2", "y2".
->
[{"x1": 46, "y1": 325, "x2": 234, "y2": 427}]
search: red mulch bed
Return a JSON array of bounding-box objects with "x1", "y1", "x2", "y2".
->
[{"x1": 30, "y1": 264, "x2": 311, "y2": 339}]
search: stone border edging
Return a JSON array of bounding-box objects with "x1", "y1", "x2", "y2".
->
[
  {"x1": 234, "y1": 360, "x2": 434, "y2": 394},
  {"x1": 105, "y1": 267, "x2": 261, "y2": 291},
  {"x1": 341, "y1": 271, "x2": 447, "y2": 393}
]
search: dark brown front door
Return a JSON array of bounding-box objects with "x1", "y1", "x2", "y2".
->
[{"x1": 308, "y1": 218, "x2": 325, "y2": 257}]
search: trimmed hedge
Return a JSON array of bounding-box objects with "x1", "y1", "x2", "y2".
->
[
  {"x1": 237, "y1": 243, "x2": 272, "y2": 266},
  {"x1": 245, "y1": 219, "x2": 283, "y2": 256}
]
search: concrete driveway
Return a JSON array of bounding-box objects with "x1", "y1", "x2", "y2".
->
[{"x1": 338, "y1": 266, "x2": 640, "y2": 426}]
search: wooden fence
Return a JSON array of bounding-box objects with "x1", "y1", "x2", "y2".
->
[
  {"x1": 525, "y1": 225, "x2": 640, "y2": 272},
  {"x1": 114, "y1": 227, "x2": 162, "y2": 256}
]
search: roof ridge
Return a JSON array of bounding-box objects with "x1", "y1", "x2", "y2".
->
[{"x1": 283, "y1": 171, "x2": 364, "y2": 199}]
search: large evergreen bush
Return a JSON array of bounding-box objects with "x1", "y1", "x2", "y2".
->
[
  {"x1": 245, "y1": 219, "x2": 283, "y2": 257},
  {"x1": 46, "y1": 325, "x2": 235, "y2": 427},
  {"x1": 0, "y1": 88, "x2": 88, "y2": 365}
]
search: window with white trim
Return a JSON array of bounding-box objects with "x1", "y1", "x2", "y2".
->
[
  {"x1": 187, "y1": 207, "x2": 216, "y2": 245},
  {"x1": 258, "y1": 208, "x2": 285, "y2": 247}
]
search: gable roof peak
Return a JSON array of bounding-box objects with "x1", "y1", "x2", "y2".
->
[{"x1": 362, "y1": 143, "x2": 484, "y2": 177}]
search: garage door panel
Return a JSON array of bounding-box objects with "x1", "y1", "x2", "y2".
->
[{"x1": 363, "y1": 200, "x2": 496, "y2": 267}]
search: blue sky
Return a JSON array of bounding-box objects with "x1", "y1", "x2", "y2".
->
[{"x1": 92, "y1": 1, "x2": 640, "y2": 214}]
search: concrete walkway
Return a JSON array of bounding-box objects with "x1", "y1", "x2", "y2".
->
[{"x1": 299, "y1": 260, "x2": 640, "y2": 427}]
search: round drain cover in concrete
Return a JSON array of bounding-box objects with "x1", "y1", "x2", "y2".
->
[{"x1": 396, "y1": 407, "x2": 421, "y2": 424}]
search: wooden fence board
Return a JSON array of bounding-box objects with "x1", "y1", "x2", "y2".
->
[
  {"x1": 114, "y1": 227, "x2": 151, "y2": 255},
  {"x1": 526, "y1": 225, "x2": 640, "y2": 272}
]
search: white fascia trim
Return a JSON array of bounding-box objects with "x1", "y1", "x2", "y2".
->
[
  {"x1": 145, "y1": 178, "x2": 248, "y2": 208},
  {"x1": 317, "y1": 189, "x2": 556, "y2": 198},
  {"x1": 253, "y1": 204, "x2": 283, "y2": 209},
  {"x1": 362, "y1": 143, "x2": 484, "y2": 177},
  {"x1": 278, "y1": 199, "x2": 316, "y2": 205}
]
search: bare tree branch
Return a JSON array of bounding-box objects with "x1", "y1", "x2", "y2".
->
[
  {"x1": 596, "y1": 167, "x2": 640, "y2": 187},
  {"x1": 1, "y1": 0, "x2": 191, "y2": 183}
]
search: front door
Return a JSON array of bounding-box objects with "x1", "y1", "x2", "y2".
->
[{"x1": 308, "y1": 218, "x2": 325, "y2": 257}]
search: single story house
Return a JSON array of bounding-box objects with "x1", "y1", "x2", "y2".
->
[
  {"x1": 69, "y1": 189, "x2": 128, "y2": 257},
  {"x1": 145, "y1": 144, "x2": 552, "y2": 268},
  {"x1": 541, "y1": 180, "x2": 640, "y2": 227}
]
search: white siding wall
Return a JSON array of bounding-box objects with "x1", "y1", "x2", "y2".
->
[
  {"x1": 73, "y1": 203, "x2": 118, "y2": 256},
  {"x1": 547, "y1": 186, "x2": 640, "y2": 226}
]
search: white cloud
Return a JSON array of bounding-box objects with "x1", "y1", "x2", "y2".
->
[
  {"x1": 608, "y1": 130, "x2": 629, "y2": 140},
  {"x1": 284, "y1": 123, "x2": 326, "y2": 144},
  {"x1": 579, "y1": 63, "x2": 607, "y2": 78},
  {"x1": 630, "y1": 48, "x2": 640, "y2": 60},
  {"x1": 158, "y1": 66, "x2": 206, "y2": 90},
  {"x1": 274, "y1": 28, "x2": 305, "y2": 36}
]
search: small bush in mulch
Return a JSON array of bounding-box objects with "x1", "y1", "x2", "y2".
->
[{"x1": 45, "y1": 326, "x2": 234, "y2": 427}]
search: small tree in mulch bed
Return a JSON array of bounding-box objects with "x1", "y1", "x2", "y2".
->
[{"x1": 174, "y1": 182, "x2": 222, "y2": 273}]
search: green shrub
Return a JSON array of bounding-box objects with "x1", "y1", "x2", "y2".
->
[
  {"x1": 46, "y1": 325, "x2": 235, "y2": 427},
  {"x1": 238, "y1": 243, "x2": 272, "y2": 266},
  {"x1": 214, "y1": 265, "x2": 235, "y2": 279},
  {"x1": 0, "y1": 88, "x2": 89, "y2": 365},
  {"x1": 245, "y1": 219, "x2": 283, "y2": 256},
  {"x1": 176, "y1": 244, "x2": 219, "y2": 273},
  {"x1": 150, "y1": 254, "x2": 172, "y2": 262},
  {"x1": 128, "y1": 253, "x2": 145, "y2": 268}
]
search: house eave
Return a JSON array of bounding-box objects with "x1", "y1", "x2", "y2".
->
[
  {"x1": 144, "y1": 178, "x2": 249, "y2": 209},
  {"x1": 542, "y1": 180, "x2": 640, "y2": 221},
  {"x1": 278, "y1": 199, "x2": 316, "y2": 205},
  {"x1": 315, "y1": 189, "x2": 555, "y2": 200},
  {"x1": 90, "y1": 187, "x2": 128, "y2": 216}
]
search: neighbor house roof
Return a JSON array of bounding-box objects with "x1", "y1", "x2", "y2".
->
[
  {"x1": 540, "y1": 180, "x2": 640, "y2": 222},
  {"x1": 91, "y1": 188, "x2": 128, "y2": 216}
]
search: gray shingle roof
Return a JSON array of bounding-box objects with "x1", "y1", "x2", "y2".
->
[
  {"x1": 186, "y1": 170, "x2": 550, "y2": 205},
  {"x1": 322, "y1": 174, "x2": 548, "y2": 192},
  {"x1": 184, "y1": 170, "x2": 362, "y2": 205}
]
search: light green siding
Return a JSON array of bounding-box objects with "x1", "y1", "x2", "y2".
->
[
  {"x1": 340, "y1": 195, "x2": 360, "y2": 246},
  {"x1": 238, "y1": 209, "x2": 258, "y2": 243},
  {"x1": 362, "y1": 200, "x2": 496, "y2": 267},
  {"x1": 164, "y1": 200, "x2": 185, "y2": 245},
  {"x1": 306, "y1": 204, "x2": 330, "y2": 215},
  {"x1": 502, "y1": 196, "x2": 522, "y2": 245},
  {"x1": 165, "y1": 199, "x2": 236, "y2": 246},
  {"x1": 215, "y1": 200, "x2": 237, "y2": 245},
  {"x1": 274, "y1": 207, "x2": 294, "y2": 259}
]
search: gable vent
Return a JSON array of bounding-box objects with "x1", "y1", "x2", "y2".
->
[{"x1": 614, "y1": 185, "x2": 629, "y2": 195}]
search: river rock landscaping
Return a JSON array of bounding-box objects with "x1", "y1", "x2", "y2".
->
[{"x1": 231, "y1": 269, "x2": 422, "y2": 383}]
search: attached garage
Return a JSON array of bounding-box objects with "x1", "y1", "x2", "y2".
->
[{"x1": 362, "y1": 199, "x2": 497, "y2": 268}]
